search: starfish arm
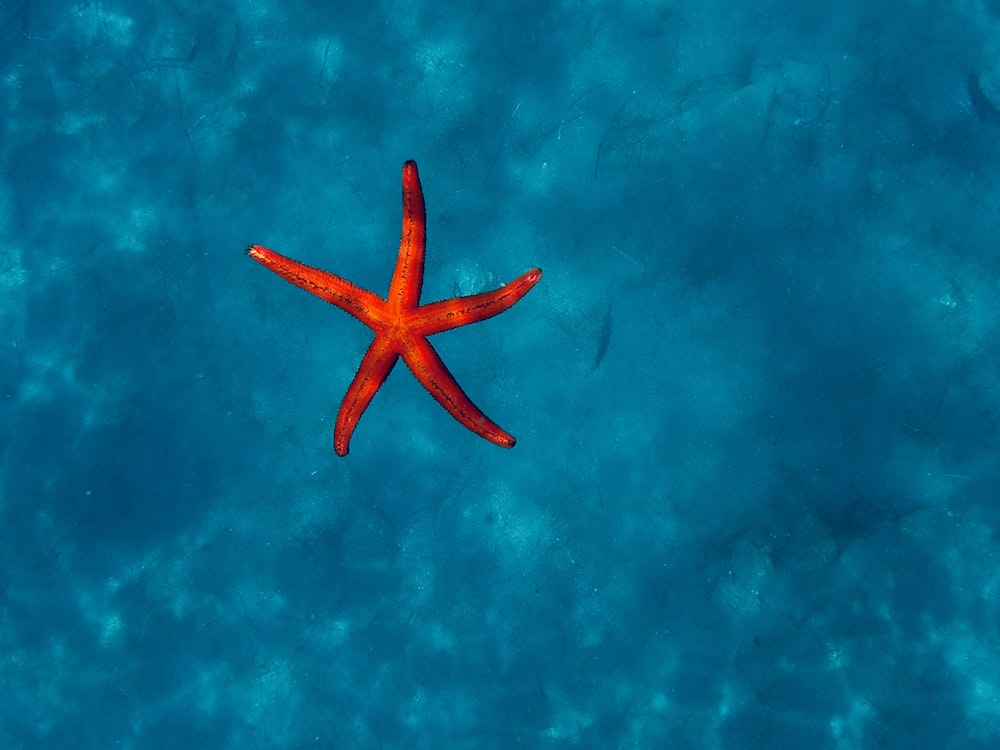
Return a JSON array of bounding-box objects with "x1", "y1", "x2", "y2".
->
[
  {"x1": 334, "y1": 336, "x2": 400, "y2": 456},
  {"x1": 412, "y1": 267, "x2": 543, "y2": 336},
  {"x1": 402, "y1": 336, "x2": 517, "y2": 449},
  {"x1": 248, "y1": 245, "x2": 385, "y2": 328},
  {"x1": 386, "y1": 160, "x2": 427, "y2": 314}
]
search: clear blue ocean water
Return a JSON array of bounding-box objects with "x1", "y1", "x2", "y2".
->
[{"x1": 2, "y1": 1, "x2": 1000, "y2": 747}]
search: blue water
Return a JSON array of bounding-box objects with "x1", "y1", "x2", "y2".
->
[{"x1": 2, "y1": 1, "x2": 999, "y2": 747}]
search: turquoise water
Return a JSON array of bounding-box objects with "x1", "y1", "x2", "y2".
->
[{"x1": 2, "y1": 1, "x2": 999, "y2": 747}]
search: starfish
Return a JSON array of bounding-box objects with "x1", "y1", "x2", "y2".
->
[{"x1": 248, "y1": 160, "x2": 542, "y2": 456}]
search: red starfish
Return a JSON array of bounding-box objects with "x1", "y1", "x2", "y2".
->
[{"x1": 248, "y1": 160, "x2": 542, "y2": 456}]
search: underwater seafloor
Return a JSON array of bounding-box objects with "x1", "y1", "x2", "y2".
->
[{"x1": 2, "y1": 1, "x2": 1000, "y2": 747}]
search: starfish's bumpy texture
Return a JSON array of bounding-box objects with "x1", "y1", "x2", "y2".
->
[{"x1": 248, "y1": 161, "x2": 542, "y2": 456}]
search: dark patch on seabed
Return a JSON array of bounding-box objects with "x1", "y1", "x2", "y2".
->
[
  {"x1": 591, "y1": 303, "x2": 612, "y2": 373},
  {"x1": 966, "y1": 72, "x2": 1000, "y2": 125}
]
